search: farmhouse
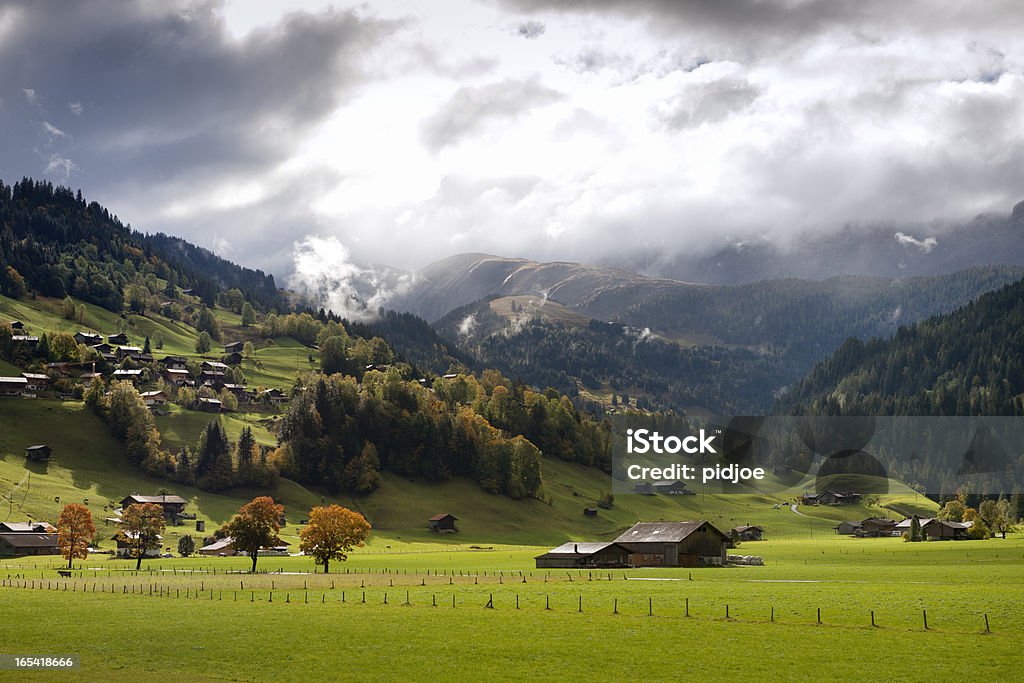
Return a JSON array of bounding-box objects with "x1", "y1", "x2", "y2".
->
[
  {"x1": 11, "y1": 335, "x2": 39, "y2": 346},
  {"x1": 653, "y1": 480, "x2": 694, "y2": 495},
  {"x1": 801, "y1": 490, "x2": 862, "y2": 506},
  {"x1": 223, "y1": 341, "x2": 245, "y2": 354},
  {"x1": 923, "y1": 519, "x2": 971, "y2": 540},
  {"x1": 428, "y1": 513, "x2": 458, "y2": 533},
  {"x1": 25, "y1": 444, "x2": 52, "y2": 462},
  {"x1": 0, "y1": 533, "x2": 60, "y2": 557},
  {"x1": 21, "y1": 373, "x2": 50, "y2": 392},
  {"x1": 535, "y1": 542, "x2": 631, "y2": 569},
  {"x1": 196, "y1": 397, "x2": 223, "y2": 413},
  {"x1": 0, "y1": 521, "x2": 56, "y2": 533},
  {"x1": 731, "y1": 525, "x2": 765, "y2": 542},
  {"x1": 117, "y1": 346, "x2": 143, "y2": 360},
  {"x1": 858, "y1": 518, "x2": 898, "y2": 538},
  {"x1": 112, "y1": 369, "x2": 144, "y2": 384},
  {"x1": 107, "y1": 333, "x2": 129, "y2": 345},
  {"x1": 164, "y1": 368, "x2": 191, "y2": 386},
  {"x1": 222, "y1": 351, "x2": 244, "y2": 366},
  {"x1": 160, "y1": 355, "x2": 188, "y2": 370},
  {"x1": 835, "y1": 521, "x2": 862, "y2": 535},
  {"x1": 0, "y1": 376, "x2": 28, "y2": 396},
  {"x1": 112, "y1": 531, "x2": 163, "y2": 557},
  {"x1": 140, "y1": 390, "x2": 168, "y2": 408},
  {"x1": 8, "y1": 320, "x2": 24, "y2": 330},
  {"x1": 198, "y1": 537, "x2": 237, "y2": 556},
  {"x1": 74, "y1": 332, "x2": 103, "y2": 346},
  {"x1": 259, "y1": 388, "x2": 287, "y2": 404},
  {"x1": 121, "y1": 494, "x2": 187, "y2": 519},
  {"x1": 614, "y1": 521, "x2": 729, "y2": 567}
]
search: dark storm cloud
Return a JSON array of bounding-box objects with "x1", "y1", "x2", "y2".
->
[
  {"x1": 420, "y1": 78, "x2": 563, "y2": 151},
  {"x1": 0, "y1": 0, "x2": 396, "y2": 189}
]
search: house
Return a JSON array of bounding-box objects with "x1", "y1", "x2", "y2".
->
[
  {"x1": 428, "y1": 513, "x2": 458, "y2": 533},
  {"x1": 112, "y1": 531, "x2": 163, "y2": 557},
  {"x1": 223, "y1": 341, "x2": 245, "y2": 354},
  {"x1": 120, "y1": 494, "x2": 188, "y2": 518},
  {"x1": 160, "y1": 355, "x2": 189, "y2": 370},
  {"x1": 8, "y1": 320, "x2": 24, "y2": 330},
  {"x1": 0, "y1": 376, "x2": 28, "y2": 396},
  {"x1": 80, "y1": 372, "x2": 102, "y2": 386},
  {"x1": 653, "y1": 480, "x2": 694, "y2": 495},
  {"x1": 583, "y1": 507, "x2": 598, "y2": 517},
  {"x1": 21, "y1": 373, "x2": 50, "y2": 392},
  {"x1": 12, "y1": 335, "x2": 39, "y2": 346},
  {"x1": 164, "y1": 368, "x2": 191, "y2": 386},
  {"x1": 259, "y1": 388, "x2": 287, "y2": 404},
  {"x1": 731, "y1": 525, "x2": 765, "y2": 542},
  {"x1": 140, "y1": 390, "x2": 168, "y2": 408},
  {"x1": 90, "y1": 342, "x2": 114, "y2": 354},
  {"x1": 25, "y1": 445, "x2": 52, "y2": 462},
  {"x1": 197, "y1": 537, "x2": 237, "y2": 557},
  {"x1": 614, "y1": 521, "x2": 729, "y2": 567},
  {"x1": 112, "y1": 369, "x2": 143, "y2": 384},
  {"x1": 0, "y1": 521, "x2": 55, "y2": 533},
  {"x1": 222, "y1": 351, "x2": 244, "y2": 366},
  {"x1": 196, "y1": 397, "x2": 222, "y2": 413},
  {"x1": 858, "y1": 518, "x2": 898, "y2": 538},
  {"x1": 535, "y1": 542, "x2": 632, "y2": 569},
  {"x1": 801, "y1": 490, "x2": 862, "y2": 506},
  {"x1": 0, "y1": 533, "x2": 60, "y2": 557},
  {"x1": 923, "y1": 519, "x2": 971, "y2": 541},
  {"x1": 117, "y1": 346, "x2": 143, "y2": 360},
  {"x1": 222, "y1": 383, "x2": 247, "y2": 398},
  {"x1": 107, "y1": 333, "x2": 130, "y2": 346},
  {"x1": 47, "y1": 362, "x2": 73, "y2": 377},
  {"x1": 202, "y1": 361, "x2": 230, "y2": 372},
  {"x1": 835, "y1": 521, "x2": 862, "y2": 536},
  {"x1": 633, "y1": 482, "x2": 654, "y2": 495},
  {"x1": 74, "y1": 332, "x2": 103, "y2": 346}
]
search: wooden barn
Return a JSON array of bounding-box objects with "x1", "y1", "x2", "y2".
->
[
  {"x1": 923, "y1": 519, "x2": 971, "y2": 540},
  {"x1": 835, "y1": 521, "x2": 862, "y2": 535},
  {"x1": 428, "y1": 513, "x2": 458, "y2": 533},
  {"x1": 24, "y1": 445, "x2": 52, "y2": 462},
  {"x1": 858, "y1": 518, "x2": 898, "y2": 538},
  {"x1": 0, "y1": 533, "x2": 59, "y2": 557},
  {"x1": 121, "y1": 494, "x2": 187, "y2": 519},
  {"x1": 731, "y1": 525, "x2": 765, "y2": 542},
  {"x1": 614, "y1": 521, "x2": 729, "y2": 567},
  {"x1": 653, "y1": 480, "x2": 693, "y2": 495},
  {"x1": 535, "y1": 542, "x2": 632, "y2": 569}
]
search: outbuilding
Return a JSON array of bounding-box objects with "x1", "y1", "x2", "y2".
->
[
  {"x1": 535, "y1": 542, "x2": 631, "y2": 569},
  {"x1": 614, "y1": 520, "x2": 729, "y2": 567},
  {"x1": 428, "y1": 513, "x2": 458, "y2": 533}
]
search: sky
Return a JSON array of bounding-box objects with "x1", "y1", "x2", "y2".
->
[{"x1": 1, "y1": 0, "x2": 1023, "y2": 282}]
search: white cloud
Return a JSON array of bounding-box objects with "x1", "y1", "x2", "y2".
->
[
  {"x1": 895, "y1": 232, "x2": 938, "y2": 253},
  {"x1": 68, "y1": 101, "x2": 83, "y2": 115}
]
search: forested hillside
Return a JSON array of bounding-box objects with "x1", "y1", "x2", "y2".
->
[{"x1": 782, "y1": 278, "x2": 1024, "y2": 416}]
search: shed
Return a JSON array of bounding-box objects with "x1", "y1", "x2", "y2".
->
[
  {"x1": 858, "y1": 518, "x2": 897, "y2": 538},
  {"x1": 614, "y1": 520, "x2": 729, "y2": 567},
  {"x1": 0, "y1": 522, "x2": 55, "y2": 533},
  {"x1": 653, "y1": 480, "x2": 693, "y2": 495},
  {"x1": 223, "y1": 341, "x2": 245, "y2": 354},
  {"x1": 120, "y1": 494, "x2": 187, "y2": 518},
  {"x1": 535, "y1": 542, "x2": 631, "y2": 569},
  {"x1": 428, "y1": 513, "x2": 458, "y2": 533},
  {"x1": 25, "y1": 444, "x2": 52, "y2": 462},
  {"x1": 0, "y1": 376, "x2": 28, "y2": 396},
  {"x1": 835, "y1": 521, "x2": 862, "y2": 536},
  {"x1": 198, "y1": 537, "x2": 237, "y2": 556}
]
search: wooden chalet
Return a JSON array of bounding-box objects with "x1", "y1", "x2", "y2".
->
[
  {"x1": 428, "y1": 513, "x2": 458, "y2": 533},
  {"x1": 835, "y1": 521, "x2": 861, "y2": 535},
  {"x1": 25, "y1": 445, "x2": 52, "y2": 462},
  {"x1": 74, "y1": 332, "x2": 103, "y2": 346},
  {"x1": 0, "y1": 533, "x2": 59, "y2": 556},
  {"x1": 198, "y1": 537, "x2": 237, "y2": 556},
  {"x1": 21, "y1": 373, "x2": 50, "y2": 392},
  {"x1": 535, "y1": 542, "x2": 631, "y2": 569},
  {"x1": 111, "y1": 531, "x2": 163, "y2": 557},
  {"x1": 801, "y1": 490, "x2": 862, "y2": 506},
  {"x1": 0, "y1": 376, "x2": 28, "y2": 396},
  {"x1": 164, "y1": 368, "x2": 191, "y2": 386},
  {"x1": 8, "y1": 320, "x2": 24, "y2": 330},
  {"x1": 121, "y1": 494, "x2": 188, "y2": 518},
  {"x1": 0, "y1": 521, "x2": 56, "y2": 533},
  {"x1": 160, "y1": 355, "x2": 189, "y2": 370},
  {"x1": 222, "y1": 351, "x2": 244, "y2": 366},
  {"x1": 11, "y1": 335, "x2": 39, "y2": 346},
  {"x1": 140, "y1": 390, "x2": 168, "y2": 408},
  {"x1": 107, "y1": 333, "x2": 130, "y2": 346},
  {"x1": 223, "y1": 341, "x2": 245, "y2": 354},
  {"x1": 857, "y1": 518, "x2": 898, "y2": 538},
  {"x1": 196, "y1": 397, "x2": 223, "y2": 413},
  {"x1": 112, "y1": 368, "x2": 144, "y2": 384},
  {"x1": 614, "y1": 521, "x2": 729, "y2": 567}
]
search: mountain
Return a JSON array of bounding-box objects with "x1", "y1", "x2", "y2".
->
[
  {"x1": 615, "y1": 202, "x2": 1024, "y2": 284},
  {"x1": 781, "y1": 277, "x2": 1024, "y2": 416},
  {"x1": 418, "y1": 255, "x2": 1022, "y2": 413}
]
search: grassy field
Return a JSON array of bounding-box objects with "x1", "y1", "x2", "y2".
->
[{"x1": 1, "y1": 536, "x2": 1022, "y2": 681}]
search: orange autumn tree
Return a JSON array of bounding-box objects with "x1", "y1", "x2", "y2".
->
[
  {"x1": 220, "y1": 496, "x2": 284, "y2": 574},
  {"x1": 299, "y1": 505, "x2": 371, "y2": 574},
  {"x1": 57, "y1": 503, "x2": 96, "y2": 569}
]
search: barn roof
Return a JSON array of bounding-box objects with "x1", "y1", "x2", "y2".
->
[
  {"x1": 0, "y1": 522, "x2": 55, "y2": 533},
  {"x1": 123, "y1": 494, "x2": 187, "y2": 505},
  {"x1": 429, "y1": 513, "x2": 457, "y2": 521},
  {"x1": 614, "y1": 521, "x2": 722, "y2": 544},
  {"x1": 543, "y1": 542, "x2": 625, "y2": 556},
  {"x1": 732, "y1": 525, "x2": 763, "y2": 533},
  {"x1": 0, "y1": 533, "x2": 58, "y2": 548}
]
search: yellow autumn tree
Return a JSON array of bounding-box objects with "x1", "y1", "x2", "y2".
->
[{"x1": 299, "y1": 505, "x2": 371, "y2": 574}]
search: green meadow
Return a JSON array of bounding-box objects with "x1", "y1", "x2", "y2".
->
[{"x1": 1, "y1": 536, "x2": 1023, "y2": 681}]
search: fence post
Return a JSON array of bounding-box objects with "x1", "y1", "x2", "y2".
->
[
  {"x1": 985, "y1": 614, "x2": 990, "y2": 633},
  {"x1": 614, "y1": 598, "x2": 618, "y2": 614},
  {"x1": 871, "y1": 610, "x2": 875, "y2": 627},
  {"x1": 817, "y1": 607, "x2": 821, "y2": 624},
  {"x1": 923, "y1": 609, "x2": 928, "y2": 630},
  {"x1": 649, "y1": 597, "x2": 653, "y2": 616}
]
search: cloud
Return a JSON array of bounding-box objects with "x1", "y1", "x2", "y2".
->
[
  {"x1": 657, "y1": 76, "x2": 760, "y2": 128},
  {"x1": 288, "y1": 235, "x2": 413, "y2": 321},
  {"x1": 457, "y1": 314, "x2": 477, "y2": 338},
  {"x1": 68, "y1": 101, "x2": 82, "y2": 115},
  {"x1": 43, "y1": 154, "x2": 78, "y2": 180},
  {"x1": 21, "y1": 87, "x2": 37, "y2": 104},
  {"x1": 895, "y1": 232, "x2": 938, "y2": 253},
  {"x1": 420, "y1": 78, "x2": 563, "y2": 151},
  {"x1": 516, "y1": 20, "x2": 545, "y2": 39}
]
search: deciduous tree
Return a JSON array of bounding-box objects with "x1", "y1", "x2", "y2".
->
[
  {"x1": 119, "y1": 503, "x2": 166, "y2": 571},
  {"x1": 298, "y1": 505, "x2": 370, "y2": 574},
  {"x1": 220, "y1": 497, "x2": 283, "y2": 573},
  {"x1": 57, "y1": 503, "x2": 96, "y2": 569}
]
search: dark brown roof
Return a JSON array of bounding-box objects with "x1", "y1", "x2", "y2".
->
[
  {"x1": 122, "y1": 494, "x2": 187, "y2": 505},
  {"x1": 614, "y1": 521, "x2": 724, "y2": 544},
  {"x1": 536, "y1": 542, "x2": 628, "y2": 559},
  {"x1": 429, "y1": 513, "x2": 457, "y2": 521},
  {"x1": 0, "y1": 533, "x2": 58, "y2": 548}
]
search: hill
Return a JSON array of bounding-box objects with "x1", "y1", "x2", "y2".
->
[{"x1": 782, "y1": 277, "x2": 1024, "y2": 417}]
